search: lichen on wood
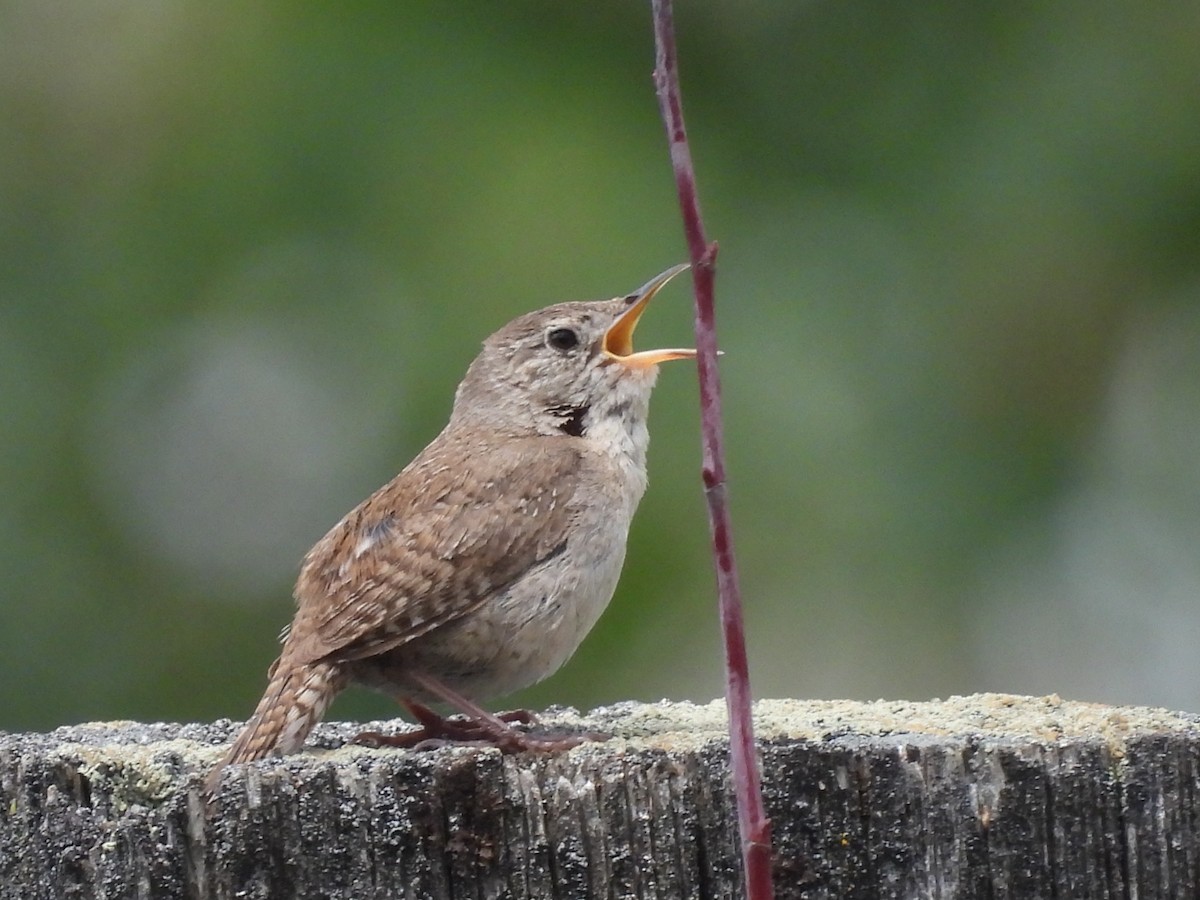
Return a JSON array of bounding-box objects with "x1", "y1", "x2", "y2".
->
[{"x1": 2, "y1": 694, "x2": 1198, "y2": 899}]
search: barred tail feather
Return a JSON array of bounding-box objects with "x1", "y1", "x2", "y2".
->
[{"x1": 204, "y1": 658, "x2": 343, "y2": 793}]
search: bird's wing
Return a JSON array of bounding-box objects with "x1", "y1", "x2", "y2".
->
[{"x1": 287, "y1": 431, "x2": 581, "y2": 665}]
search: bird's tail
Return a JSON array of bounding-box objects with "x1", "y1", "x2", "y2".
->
[{"x1": 204, "y1": 656, "x2": 344, "y2": 794}]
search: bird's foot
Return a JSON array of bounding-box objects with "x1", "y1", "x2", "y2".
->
[
  {"x1": 351, "y1": 701, "x2": 608, "y2": 753},
  {"x1": 491, "y1": 728, "x2": 612, "y2": 753},
  {"x1": 352, "y1": 708, "x2": 534, "y2": 749}
]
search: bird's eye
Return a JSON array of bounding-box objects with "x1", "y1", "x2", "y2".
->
[{"x1": 545, "y1": 327, "x2": 580, "y2": 352}]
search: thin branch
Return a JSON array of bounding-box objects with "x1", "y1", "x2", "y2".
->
[{"x1": 650, "y1": 3, "x2": 775, "y2": 899}]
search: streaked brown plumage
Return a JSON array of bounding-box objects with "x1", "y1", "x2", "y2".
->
[{"x1": 206, "y1": 265, "x2": 695, "y2": 792}]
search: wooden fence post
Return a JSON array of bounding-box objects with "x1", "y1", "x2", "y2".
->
[{"x1": 2, "y1": 694, "x2": 1198, "y2": 898}]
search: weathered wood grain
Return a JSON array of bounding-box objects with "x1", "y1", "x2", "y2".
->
[{"x1": 2, "y1": 694, "x2": 1198, "y2": 899}]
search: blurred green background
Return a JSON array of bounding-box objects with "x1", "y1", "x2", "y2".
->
[{"x1": 4, "y1": 1, "x2": 1200, "y2": 733}]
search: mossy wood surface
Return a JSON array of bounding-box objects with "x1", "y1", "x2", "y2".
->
[{"x1": 2, "y1": 694, "x2": 1198, "y2": 899}]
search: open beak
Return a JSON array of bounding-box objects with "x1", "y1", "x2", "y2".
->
[{"x1": 603, "y1": 263, "x2": 698, "y2": 368}]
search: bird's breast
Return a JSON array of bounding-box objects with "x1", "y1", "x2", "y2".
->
[
  {"x1": 580, "y1": 410, "x2": 651, "y2": 510},
  {"x1": 368, "y1": 514, "x2": 631, "y2": 701}
]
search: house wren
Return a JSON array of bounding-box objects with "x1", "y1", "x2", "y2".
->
[{"x1": 206, "y1": 264, "x2": 696, "y2": 791}]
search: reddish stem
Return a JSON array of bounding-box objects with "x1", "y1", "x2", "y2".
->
[{"x1": 650, "y1": 3, "x2": 775, "y2": 899}]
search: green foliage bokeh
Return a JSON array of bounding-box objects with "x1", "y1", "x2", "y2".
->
[{"x1": 4, "y1": 2, "x2": 1200, "y2": 731}]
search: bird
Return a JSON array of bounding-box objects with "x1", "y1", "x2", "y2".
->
[{"x1": 205, "y1": 263, "x2": 697, "y2": 793}]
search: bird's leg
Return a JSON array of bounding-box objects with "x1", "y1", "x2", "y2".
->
[{"x1": 351, "y1": 671, "x2": 609, "y2": 753}]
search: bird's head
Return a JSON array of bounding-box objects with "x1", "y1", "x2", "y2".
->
[{"x1": 451, "y1": 264, "x2": 697, "y2": 441}]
